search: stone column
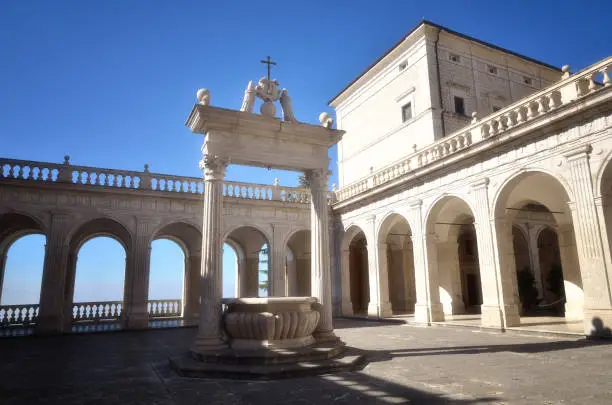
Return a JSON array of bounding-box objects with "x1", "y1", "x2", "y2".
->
[
  {"x1": 564, "y1": 146, "x2": 612, "y2": 334},
  {"x1": 368, "y1": 241, "x2": 392, "y2": 318},
  {"x1": 472, "y1": 179, "x2": 520, "y2": 328},
  {"x1": 286, "y1": 253, "x2": 297, "y2": 296},
  {"x1": 306, "y1": 168, "x2": 338, "y2": 342},
  {"x1": 234, "y1": 254, "x2": 246, "y2": 297},
  {"x1": 0, "y1": 250, "x2": 7, "y2": 304},
  {"x1": 37, "y1": 212, "x2": 70, "y2": 335},
  {"x1": 408, "y1": 201, "x2": 444, "y2": 323},
  {"x1": 269, "y1": 225, "x2": 288, "y2": 297},
  {"x1": 295, "y1": 254, "x2": 311, "y2": 296},
  {"x1": 183, "y1": 254, "x2": 201, "y2": 324},
  {"x1": 527, "y1": 224, "x2": 545, "y2": 300},
  {"x1": 192, "y1": 153, "x2": 229, "y2": 354},
  {"x1": 340, "y1": 248, "x2": 353, "y2": 315},
  {"x1": 123, "y1": 218, "x2": 152, "y2": 330}
]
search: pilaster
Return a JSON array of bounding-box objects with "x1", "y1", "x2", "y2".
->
[
  {"x1": 340, "y1": 248, "x2": 353, "y2": 316},
  {"x1": 37, "y1": 212, "x2": 71, "y2": 335},
  {"x1": 408, "y1": 200, "x2": 444, "y2": 324},
  {"x1": 564, "y1": 146, "x2": 612, "y2": 334},
  {"x1": 471, "y1": 178, "x2": 520, "y2": 328},
  {"x1": 123, "y1": 218, "x2": 153, "y2": 330}
]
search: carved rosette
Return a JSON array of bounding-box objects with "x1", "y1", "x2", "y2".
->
[{"x1": 199, "y1": 154, "x2": 229, "y2": 181}]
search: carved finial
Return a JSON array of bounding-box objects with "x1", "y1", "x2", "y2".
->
[
  {"x1": 273, "y1": 177, "x2": 280, "y2": 187},
  {"x1": 319, "y1": 112, "x2": 334, "y2": 128},
  {"x1": 196, "y1": 88, "x2": 210, "y2": 105},
  {"x1": 562, "y1": 65, "x2": 571, "y2": 79},
  {"x1": 471, "y1": 111, "x2": 479, "y2": 123},
  {"x1": 63, "y1": 155, "x2": 70, "y2": 165},
  {"x1": 144, "y1": 164, "x2": 150, "y2": 173}
]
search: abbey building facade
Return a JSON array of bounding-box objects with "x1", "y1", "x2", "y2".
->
[{"x1": 329, "y1": 21, "x2": 612, "y2": 334}]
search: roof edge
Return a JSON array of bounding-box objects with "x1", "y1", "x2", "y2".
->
[{"x1": 328, "y1": 20, "x2": 561, "y2": 107}]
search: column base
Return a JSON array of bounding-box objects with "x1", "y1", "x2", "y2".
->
[
  {"x1": 367, "y1": 301, "x2": 393, "y2": 318},
  {"x1": 191, "y1": 336, "x2": 228, "y2": 354},
  {"x1": 583, "y1": 308, "x2": 612, "y2": 337},
  {"x1": 313, "y1": 329, "x2": 341, "y2": 344},
  {"x1": 341, "y1": 299, "x2": 353, "y2": 316},
  {"x1": 414, "y1": 302, "x2": 444, "y2": 324},
  {"x1": 35, "y1": 315, "x2": 64, "y2": 335},
  {"x1": 481, "y1": 304, "x2": 521, "y2": 329}
]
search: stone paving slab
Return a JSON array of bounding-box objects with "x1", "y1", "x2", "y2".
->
[{"x1": 1, "y1": 318, "x2": 611, "y2": 404}]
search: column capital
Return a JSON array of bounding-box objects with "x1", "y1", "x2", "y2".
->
[
  {"x1": 408, "y1": 199, "x2": 423, "y2": 209},
  {"x1": 304, "y1": 168, "x2": 330, "y2": 190},
  {"x1": 563, "y1": 144, "x2": 592, "y2": 162},
  {"x1": 470, "y1": 177, "x2": 490, "y2": 190},
  {"x1": 199, "y1": 153, "x2": 229, "y2": 180}
]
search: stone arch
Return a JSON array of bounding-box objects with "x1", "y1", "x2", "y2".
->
[
  {"x1": 225, "y1": 226, "x2": 271, "y2": 297},
  {"x1": 493, "y1": 169, "x2": 583, "y2": 321},
  {"x1": 152, "y1": 222, "x2": 201, "y2": 258},
  {"x1": 424, "y1": 194, "x2": 480, "y2": 316},
  {"x1": 223, "y1": 223, "x2": 272, "y2": 247},
  {"x1": 63, "y1": 217, "x2": 133, "y2": 330},
  {"x1": 0, "y1": 212, "x2": 47, "y2": 307},
  {"x1": 376, "y1": 212, "x2": 416, "y2": 315},
  {"x1": 340, "y1": 224, "x2": 370, "y2": 316},
  {"x1": 285, "y1": 229, "x2": 311, "y2": 296}
]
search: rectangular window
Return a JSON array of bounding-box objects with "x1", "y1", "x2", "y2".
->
[
  {"x1": 401, "y1": 102, "x2": 412, "y2": 122},
  {"x1": 398, "y1": 61, "x2": 408, "y2": 71},
  {"x1": 487, "y1": 64, "x2": 498, "y2": 75},
  {"x1": 523, "y1": 76, "x2": 533, "y2": 85},
  {"x1": 454, "y1": 96, "x2": 465, "y2": 116},
  {"x1": 449, "y1": 53, "x2": 461, "y2": 63},
  {"x1": 492, "y1": 105, "x2": 501, "y2": 112}
]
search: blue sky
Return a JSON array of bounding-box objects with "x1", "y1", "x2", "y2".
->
[{"x1": 1, "y1": 1, "x2": 609, "y2": 305}]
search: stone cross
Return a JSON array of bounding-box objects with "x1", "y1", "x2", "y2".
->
[{"x1": 260, "y1": 56, "x2": 276, "y2": 80}]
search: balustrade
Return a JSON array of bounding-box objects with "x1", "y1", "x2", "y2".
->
[
  {"x1": 336, "y1": 56, "x2": 612, "y2": 203},
  {"x1": 0, "y1": 157, "x2": 313, "y2": 203},
  {"x1": 147, "y1": 299, "x2": 182, "y2": 318},
  {"x1": 0, "y1": 304, "x2": 39, "y2": 325},
  {"x1": 72, "y1": 301, "x2": 122, "y2": 323}
]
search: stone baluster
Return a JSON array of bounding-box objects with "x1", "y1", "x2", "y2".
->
[
  {"x1": 563, "y1": 146, "x2": 612, "y2": 334},
  {"x1": 472, "y1": 179, "x2": 520, "y2": 328},
  {"x1": 123, "y1": 218, "x2": 153, "y2": 329},
  {"x1": 526, "y1": 101, "x2": 536, "y2": 120},
  {"x1": 306, "y1": 168, "x2": 339, "y2": 342},
  {"x1": 37, "y1": 212, "x2": 71, "y2": 334},
  {"x1": 192, "y1": 153, "x2": 229, "y2": 353},
  {"x1": 514, "y1": 107, "x2": 524, "y2": 125},
  {"x1": 537, "y1": 96, "x2": 548, "y2": 115},
  {"x1": 587, "y1": 72, "x2": 597, "y2": 92},
  {"x1": 602, "y1": 66, "x2": 611, "y2": 87}
]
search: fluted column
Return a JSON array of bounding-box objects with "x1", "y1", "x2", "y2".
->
[
  {"x1": 183, "y1": 254, "x2": 201, "y2": 323},
  {"x1": 409, "y1": 201, "x2": 444, "y2": 323},
  {"x1": 192, "y1": 153, "x2": 229, "y2": 354},
  {"x1": 473, "y1": 178, "x2": 520, "y2": 328},
  {"x1": 564, "y1": 146, "x2": 612, "y2": 333},
  {"x1": 306, "y1": 168, "x2": 338, "y2": 342},
  {"x1": 37, "y1": 212, "x2": 70, "y2": 334},
  {"x1": 123, "y1": 218, "x2": 153, "y2": 329}
]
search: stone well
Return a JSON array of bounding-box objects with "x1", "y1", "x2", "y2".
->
[{"x1": 222, "y1": 297, "x2": 320, "y2": 350}]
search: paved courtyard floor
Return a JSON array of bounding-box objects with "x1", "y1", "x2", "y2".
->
[{"x1": 1, "y1": 318, "x2": 611, "y2": 404}]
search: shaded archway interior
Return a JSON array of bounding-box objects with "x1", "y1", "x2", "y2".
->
[
  {"x1": 224, "y1": 226, "x2": 269, "y2": 297},
  {"x1": 348, "y1": 229, "x2": 369, "y2": 316}
]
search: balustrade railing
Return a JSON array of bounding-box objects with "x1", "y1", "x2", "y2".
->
[
  {"x1": 0, "y1": 157, "x2": 316, "y2": 204},
  {"x1": 336, "y1": 56, "x2": 612, "y2": 203},
  {"x1": 72, "y1": 301, "x2": 123, "y2": 323},
  {"x1": 147, "y1": 299, "x2": 182, "y2": 318},
  {"x1": 0, "y1": 304, "x2": 39, "y2": 326}
]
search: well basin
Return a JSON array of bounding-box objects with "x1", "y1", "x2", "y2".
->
[{"x1": 221, "y1": 297, "x2": 320, "y2": 349}]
